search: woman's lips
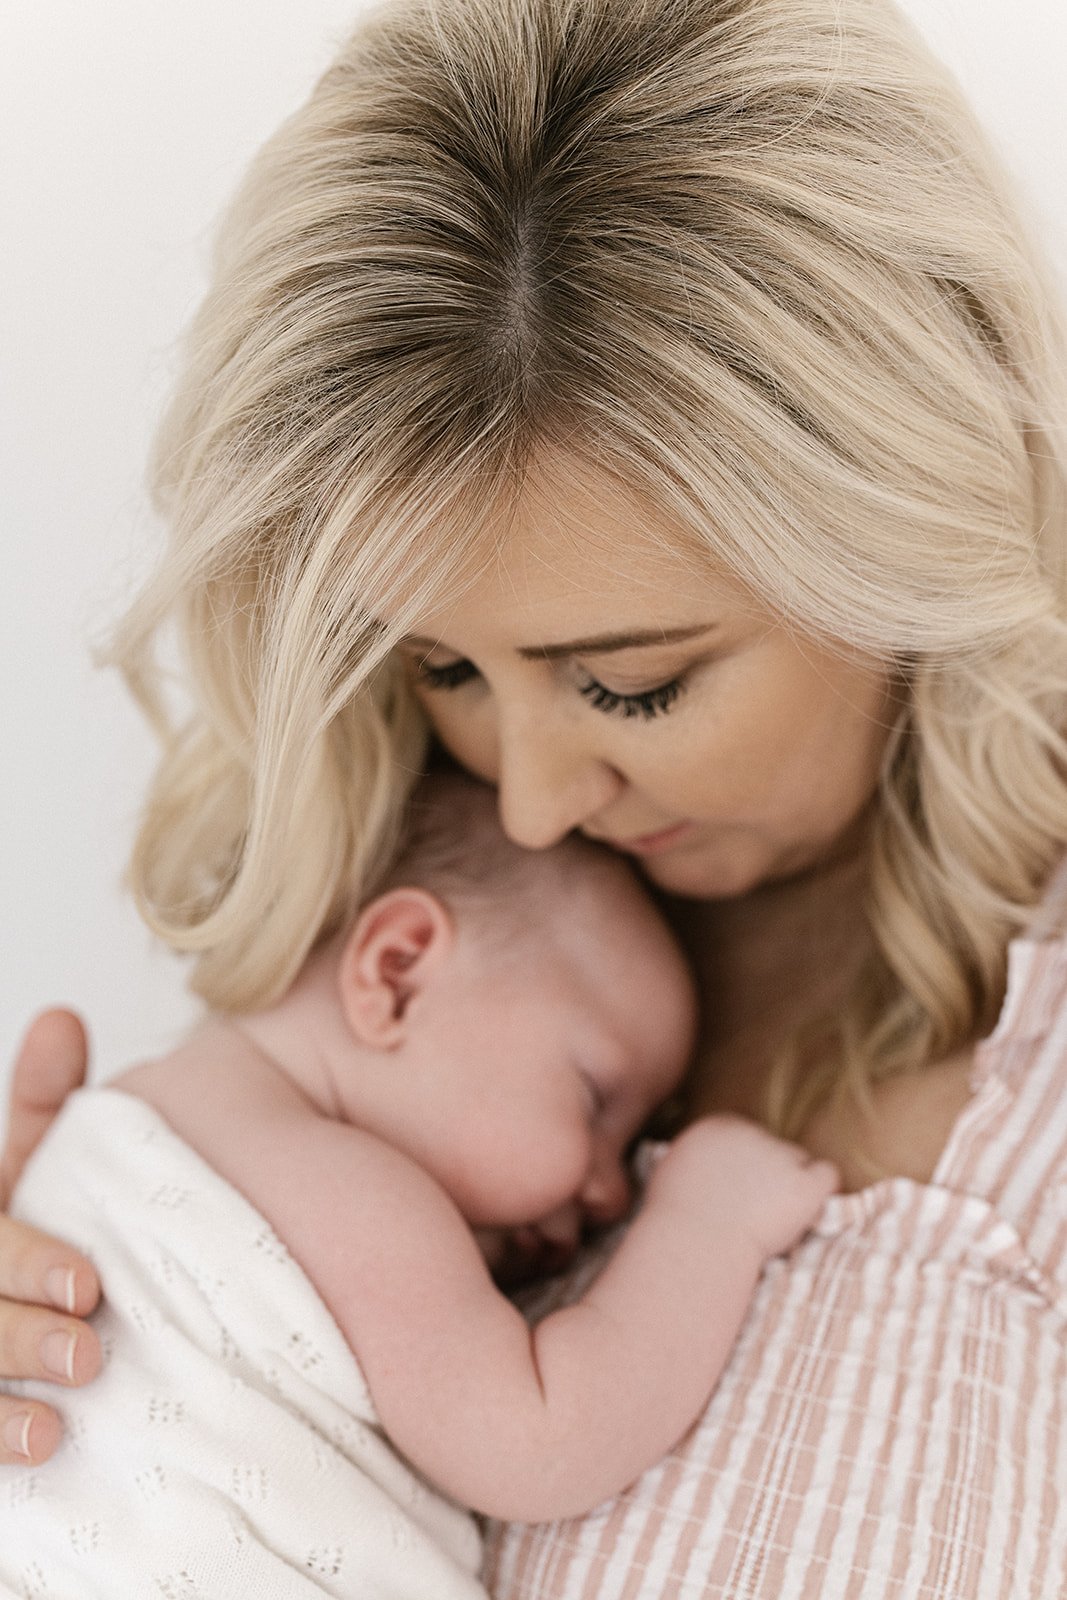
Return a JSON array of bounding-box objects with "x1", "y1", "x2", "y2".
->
[{"x1": 610, "y1": 821, "x2": 694, "y2": 856}]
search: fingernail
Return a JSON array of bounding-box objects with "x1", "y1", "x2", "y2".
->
[
  {"x1": 45, "y1": 1266, "x2": 77, "y2": 1314},
  {"x1": 3, "y1": 1411, "x2": 33, "y2": 1460},
  {"x1": 40, "y1": 1329, "x2": 78, "y2": 1382}
]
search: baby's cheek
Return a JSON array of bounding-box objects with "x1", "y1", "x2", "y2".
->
[
  {"x1": 451, "y1": 1122, "x2": 592, "y2": 1234},
  {"x1": 472, "y1": 1226, "x2": 509, "y2": 1274}
]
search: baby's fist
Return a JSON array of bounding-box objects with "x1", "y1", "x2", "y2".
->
[{"x1": 648, "y1": 1116, "x2": 838, "y2": 1261}]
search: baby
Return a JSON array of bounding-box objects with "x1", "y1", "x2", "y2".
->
[{"x1": 3, "y1": 774, "x2": 836, "y2": 1598}]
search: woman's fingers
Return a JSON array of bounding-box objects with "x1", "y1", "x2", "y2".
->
[
  {"x1": 0, "y1": 1293, "x2": 102, "y2": 1463},
  {"x1": 0, "y1": 1011, "x2": 99, "y2": 1467},
  {"x1": 0, "y1": 1216, "x2": 102, "y2": 1446},
  {"x1": 0, "y1": 1213, "x2": 100, "y2": 1320},
  {"x1": 0, "y1": 1295, "x2": 102, "y2": 1389},
  {"x1": 0, "y1": 1400, "x2": 64, "y2": 1465},
  {"x1": 1, "y1": 1009, "x2": 89, "y2": 1207},
  {"x1": 0, "y1": 1214, "x2": 102, "y2": 1460}
]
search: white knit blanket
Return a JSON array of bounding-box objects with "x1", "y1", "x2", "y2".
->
[{"x1": 1, "y1": 1086, "x2": 489, "y2": 1599}]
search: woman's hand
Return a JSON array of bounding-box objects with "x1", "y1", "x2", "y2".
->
[{"x1": 0, "y1": 1010, "x2": 102, "y2": 1463}]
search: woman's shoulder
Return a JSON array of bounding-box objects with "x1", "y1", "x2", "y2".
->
[
  {"x1": 799, "y1": 1047, "x2": 975, "y2": 1195},
  {"x1": 803, "y1": 855, "x2": 1067, "y2": 1195},
  {"x1": 1023, "y1": 852, "x2": 1067, "y2": 942}
]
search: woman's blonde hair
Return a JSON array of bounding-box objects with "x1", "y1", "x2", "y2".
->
[{"x1": 112, "y1": 0, "x2": 1067, "y2": 1139}]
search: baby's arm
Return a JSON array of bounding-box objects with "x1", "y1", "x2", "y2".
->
[{"x1": 259, "y1": 1112, "x2": 835, "y2": 1524}]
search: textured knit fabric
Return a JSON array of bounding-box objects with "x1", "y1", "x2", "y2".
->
[
  {"x1": 484, "y1": 918, "x2": 1067, "y2": 1599},
  {"x1": 1, "y1": 1087, "x2": 487, "y2": 1600}
]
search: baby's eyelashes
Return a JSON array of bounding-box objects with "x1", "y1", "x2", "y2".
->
[{"x1": 579, "y1": 1071, "x2": 607, "y2": 1121}]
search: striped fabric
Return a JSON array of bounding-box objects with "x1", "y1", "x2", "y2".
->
[{"x1": 482, "y1": 922, "x2": 1067, "y2": 1598}]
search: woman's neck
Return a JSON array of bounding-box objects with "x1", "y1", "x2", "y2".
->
[{"x1": 660, "y1": 847, "x2": 874, "y2": 1122}]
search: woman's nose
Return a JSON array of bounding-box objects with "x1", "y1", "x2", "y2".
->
[{"x1": 495, "y1": 712, "x2": 623, "y2": 851}]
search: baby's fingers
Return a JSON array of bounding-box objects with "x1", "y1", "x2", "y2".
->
[
  {"x1": 789, "y1": 1155, "x2": 840, "y2": 1221},
  {"x1": 802, "y1": 1156, "x2": 841, "y2": 1199}
]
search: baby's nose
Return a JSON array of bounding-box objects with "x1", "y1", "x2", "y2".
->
[{"x1": 581, "y1": 1158, "x2": 632, "y2": 1227}]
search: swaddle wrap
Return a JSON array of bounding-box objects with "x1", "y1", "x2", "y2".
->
[{"x1": 1, "y1": 1086, "x2": 488, "y2": 1599}]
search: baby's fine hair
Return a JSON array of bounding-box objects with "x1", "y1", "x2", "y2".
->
[
  {"x1": 378, "y1": 767, "x2": 612, "y2": 951},
  {"x1": 110, "y1": 0, "x2": 1067, "y2": 1137}
]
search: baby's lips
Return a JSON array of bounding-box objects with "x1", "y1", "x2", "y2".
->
[
  {"x1": 490, "y1": 1225, "x2": 576, "y2": 1285},
  {"x1": 531, "y1": 1221, "x2": 581, "y2": 1272}
]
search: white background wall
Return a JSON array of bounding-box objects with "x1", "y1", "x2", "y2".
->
[{"x1": 2, "y1": 1, "x2": 1066, "y2": 1137}]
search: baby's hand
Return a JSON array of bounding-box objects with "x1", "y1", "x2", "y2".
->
[{"x1": 646, "y1": 1116, "x2": 839, "y2": 1262}]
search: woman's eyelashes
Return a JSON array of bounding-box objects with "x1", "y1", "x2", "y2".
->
[
  {"x1": 576, "y1": 675, "x2": 684, "y2": 720},
  {"x1": 412, "y1": 656, "x2": 687, "y2": 721},
  {"x1": 414, "y1": 657, "x2": 479, "y2": 692}
]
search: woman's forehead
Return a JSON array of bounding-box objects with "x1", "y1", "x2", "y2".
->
[
  {"x1": 499, "y1": 452, "x2": 701, "y2": 573},
  {"x1": 395, "y1": 453, "x2": 755, "y2": 646},
  {"x1": 396, "y1": 562, "x2": 736, "y2": 658}
]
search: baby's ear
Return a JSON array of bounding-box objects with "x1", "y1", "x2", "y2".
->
[{"x1": 337, "y1": 888, "x2": 455, "y2": 1049}]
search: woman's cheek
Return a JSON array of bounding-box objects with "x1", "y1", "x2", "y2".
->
[{"x1": 419, "y1": 692, "x2": 501, "y2": 785}]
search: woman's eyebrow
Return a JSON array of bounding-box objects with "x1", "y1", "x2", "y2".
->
[
  {"x1": 517, "y1": 624, "x2": 716, "y2": 660},
  {"x1": 397, "y1": 623, "x2": 717, "y2": 660}
]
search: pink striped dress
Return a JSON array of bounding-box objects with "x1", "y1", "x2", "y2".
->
[{"x1": 482, "y1": 909, "x2": 1067, "y2": 1598}]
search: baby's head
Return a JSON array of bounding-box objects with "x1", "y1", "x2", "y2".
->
[{"x1": 321, "y1": 770, "x2": 698, "y2": 1249}]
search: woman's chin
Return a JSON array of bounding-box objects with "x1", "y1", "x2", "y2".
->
[{"x1": 635, "y1": 840, "x2": 769, "y2": 900}]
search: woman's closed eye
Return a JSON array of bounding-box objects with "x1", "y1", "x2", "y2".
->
[
  {"x1": 576, "y1": 675, "x2": 684, "y2": 720},
  {"x1": 414, "y1": 657, "x2": 480, "y2": 692},
  {"x1": 412, "y1": 656, "x2": 687, "y2": 722}
]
